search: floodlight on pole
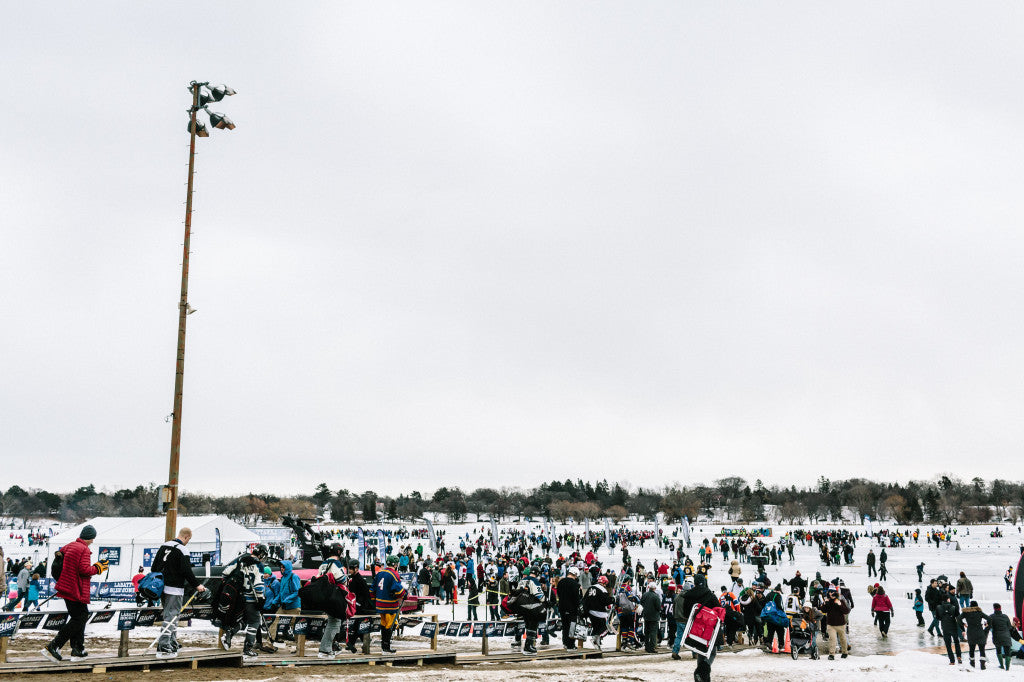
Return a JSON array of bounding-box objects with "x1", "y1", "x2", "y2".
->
[
  {"x1": 206, "y1": 109, "x2": 236, "y2": 130},
  {"x1": 209, "y1": 84, "x2": 237, "y2": 101},
  {"x1": 165, "y1": 80, "x2": 237, "y2": 543}
]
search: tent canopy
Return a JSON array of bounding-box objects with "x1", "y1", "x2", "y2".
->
[
  {"x1": 48, "y1": 516, "x2": 258, "y2": 580},
  {"x1": 51, "y1": 515, "x2": 257, "y2": 546}
]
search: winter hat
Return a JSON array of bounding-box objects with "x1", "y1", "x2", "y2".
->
[{"x1": 79, "y1": 525, "x2": 97, "y2": 540}]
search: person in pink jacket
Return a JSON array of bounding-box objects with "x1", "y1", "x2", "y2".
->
[{"x1": 871, "y1": 585, "x2": 895, "y2": 638}]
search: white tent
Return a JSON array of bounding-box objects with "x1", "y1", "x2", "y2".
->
[{"x1": 47, "y1": 516, "x2": 258, "y2": 581}]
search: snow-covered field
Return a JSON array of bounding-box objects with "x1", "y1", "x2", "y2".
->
[{"x1": 4, "y1": 520, "x2": 1021, "y2": 679}]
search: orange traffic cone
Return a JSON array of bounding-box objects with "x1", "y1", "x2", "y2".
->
[
  {"x1": 771, "y1": 637, "x2": 778, "y2": 654},
  {"x1": 784, "y1": 628, "x2": 791, "y2": 653}
]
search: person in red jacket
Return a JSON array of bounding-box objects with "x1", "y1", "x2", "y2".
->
[
  {"x1": 870, "y1": 585, "x2": 894, "y2": 638},
  {"x1": 41, "y1": 525, "x2": 108, "y2": 662}
]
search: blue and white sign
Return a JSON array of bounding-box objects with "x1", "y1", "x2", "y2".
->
[{"x1": 0, "y1": 614, "x2": 20, "y2": 638}]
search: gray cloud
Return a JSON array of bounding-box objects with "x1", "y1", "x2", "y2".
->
[{"x1": 3, "y1": 2, "x2": 1022, "y2": 495}]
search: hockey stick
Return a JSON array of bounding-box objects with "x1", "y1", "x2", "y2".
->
[{"x1": 144, "y1": 590, "x2": 201, "y2": 652}]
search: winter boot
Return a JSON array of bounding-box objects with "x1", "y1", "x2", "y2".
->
[
  {"x1": 40, "y1": 643, "x2": 62, "y2": 663},
  {"x1": 381, "y1": 628, "x2": 395, "y2": 654},
  {"x1": 524, "y1": 634, "x2": 537, "y2": 655},
  {"x1": 979, "y1": 656, "x2": 986, "y2": 670},
  {"x1": 970, "y1": 657, "x2": 975, "y2": 668}
]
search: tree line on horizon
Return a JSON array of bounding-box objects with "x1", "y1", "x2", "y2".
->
[{"x1": 3, "y1": 475, "x2": 1023, "y2": 528}]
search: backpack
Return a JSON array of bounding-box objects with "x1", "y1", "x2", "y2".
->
[
  {"x1": 343, "y1": 586, "x2": 357, "y2": 619},
  {"x1": 298, "y1": 574, "x2": 355, "y2": 619},
  {"x1": 760, "y1": 600, "x2": 789, "y2": 627},
  {"x1": 51, "y1": 550, "x2": 64, "y2": 580},
  {"x1": 138, "y1": 572, "x2": 165, "y2": 601},
  {"x1": 211, "y1": 566, "x2": 246, "y2": 628}
]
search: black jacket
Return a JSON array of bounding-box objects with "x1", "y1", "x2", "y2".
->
[
  {"x1": 961, "y1": 606, "x2": 989, "y2": 644},
  {"x1": 640, "y1": 589, "x2": 662, "y2": 621},
  {"x1": 680, "y1": 581, "x2": 718, "y2": 625},
  {"x1": 556, "y1": 576, "x2": 582, "y2": 615},
  {"x1": 925, "y1": 585, "x2": 943, "y2": 612},
  {"x1": 936, "y1": 601, "x2": 962, "y2": 632},
  {"x1": 151, "y1": 539, "x2": 201, "y2": 592},
  {"x1": 348, "y1": 571, "x2": 374, "y2": 614},
  {"x1": 988, "y1": 611, "x2": 1016, "y2": 647}
]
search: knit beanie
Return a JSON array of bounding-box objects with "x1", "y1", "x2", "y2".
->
[{"x1": 80, "y1": 525, "x2": 97, "y2": 540}]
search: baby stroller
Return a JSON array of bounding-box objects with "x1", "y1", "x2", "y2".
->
[{"x1": 789, "y1": 617, "x2": 819, "y2": 660}]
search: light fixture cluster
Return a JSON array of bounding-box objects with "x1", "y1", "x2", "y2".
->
[{"x1": 186, "y1": 81, "x2": 237, "y2": 137}]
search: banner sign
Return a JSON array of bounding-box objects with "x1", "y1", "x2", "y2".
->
[
  {"x1": 17, "y1": 613, "x2": 44, "y2": 630},
  {"x1": 143, "y1": 548, "x2": 158, "y2": 568},
  {"x1": 490, "y1": 519, "x2": 499, "y2": 547},
  {"x1": 95, "y1": 581, "x2": 138, "y2": 601},
  {"x1": 42, "y1": 613, "x2": 69, "y2": 631},
  {"x1": 293, "y1": 618, "x2": 308, "y2": 636},
  {"x1": 715, "y1": 528, "x2": 772, "y2": 538},
  {"x1": 117, "y1": 609, "x2": 138, "y2": 631},
  {"x1": 425, "y1": 519, "x2": 438, "y2": 553},
  {"x1": 97, "y1": 547, "x2": 121, "y2": 565},
  {"x1": 399, "y1": 572, "x2": 420, "y2": 595},
  {"x1": 190, "y1": 606, "x2": 213, "y2": 620},
  {"x1": 471, "y1": 622, "x2": 485, "y2": 637},
  {"x1": 0, "y1": 614, "x2": 19, "y2": 638},
  {"x1": 357, "y1": 528, "x2": 366, "y2": 570},
  {"x1": 89, "y1": 610, "x2": 115, "y2": 625},
  {"x1": 306, "y1": 618, "x2": 325, "y2": 639},
  {"x1": 37, "y1": 578, "x2": 56, "y2": 598},
  {"x1": 420, "y1": 622, "x2": 436, "y2": 638},
  {"x1": 377, "y1": 530, "x2": 387, "y2": 561},
  {"x1": 136, "y1": 609, "x2": 160, "y2": 627}
]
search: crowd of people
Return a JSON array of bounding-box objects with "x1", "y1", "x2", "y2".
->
[{"x1": 8, "y1": 521, "x2": 1022, "y2": 679}]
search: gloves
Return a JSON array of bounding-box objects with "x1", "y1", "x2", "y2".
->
[{"x1": 93, "y1": 560, "x2": 109, "y2": 574}]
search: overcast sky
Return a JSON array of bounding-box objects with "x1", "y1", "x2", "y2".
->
[{"x1": 4, "y1": 3, "x2": 1023, "y2": 497}]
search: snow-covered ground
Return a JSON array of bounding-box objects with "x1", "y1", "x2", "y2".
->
[{"x1": 4, "y1": 520, "x2": 1021, "y2": 679}]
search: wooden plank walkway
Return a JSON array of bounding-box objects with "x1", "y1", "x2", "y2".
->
[
  {"x1": 456, "y1": 647, "x2": 662, "y2": 664},
  {"x1": 245, "y1": 648, "x2": 457, "y2": 667},
  {"x1": 0, "y1": 648, "x2": 242, "y2": 675}
]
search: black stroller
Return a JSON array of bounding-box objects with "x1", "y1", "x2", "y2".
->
[{"x1": 789, "y1": 618, "x2": 819, "y2": 660}]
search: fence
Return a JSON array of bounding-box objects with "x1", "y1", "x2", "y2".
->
[{"x1": 0, "y1": 605, "x2": 639, "y2": 662}]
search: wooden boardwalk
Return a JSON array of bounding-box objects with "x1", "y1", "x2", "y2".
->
[
  {"x1": 456, "y1": 647, "x2": 662, "y2": 664},
  {"x1": 245, "y1": 648, "x2": 457, "y2": 667},
  {"x1": 0, "y1": 648, "x2": 241, "y2": 675}
]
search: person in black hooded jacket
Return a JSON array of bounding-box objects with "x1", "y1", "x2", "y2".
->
[
  {"x1": 936, "y1": 595, "x2": 963, "y2": 665},
  {"x1": 960, "y1": 600, "x2": 989, "y2": 669},
  {"x1": 677, "y1": 574, "x2": 720, "y2": 682}
]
